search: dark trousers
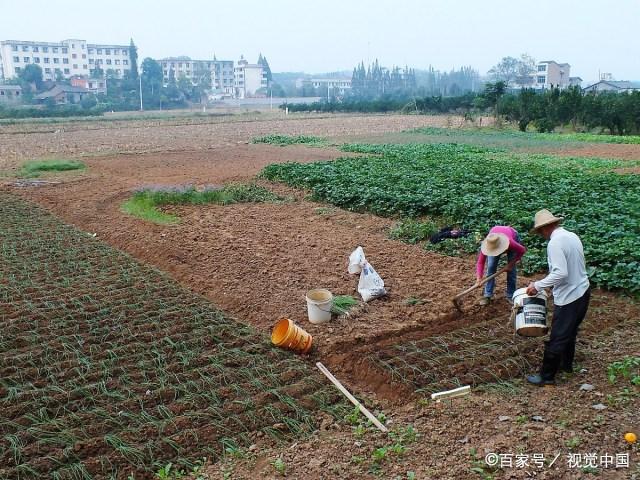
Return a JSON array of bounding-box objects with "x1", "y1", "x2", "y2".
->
[{"x1": 540, "y1": 288, "x2": 591, "y2": 381}]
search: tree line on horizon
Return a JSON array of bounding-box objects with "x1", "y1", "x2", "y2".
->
[
  {"x1": 283, "y1": 81, "x2": 640, "y2": 136},
  {"x1": 349, "y1": 60, "x2": 481, "y2": 98}
]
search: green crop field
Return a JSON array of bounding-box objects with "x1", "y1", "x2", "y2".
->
[
  {"x1": 0, "y1": 192, "x2": 344, "y2": 479},
  {"x1": 252, "y1": 134, "x2": 327, "y2": 147},
  {"x1": 405, "y1": 127, "x2": 640, "y2": 145},
  {"x1": 262, "y1": 143, "x2": 640, "y2": 293},
  {"x1": 342, "y1": 126, "x2": 640, "y2": 150}
]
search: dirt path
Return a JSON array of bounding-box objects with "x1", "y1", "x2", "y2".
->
[{"x1": 554, "y1": 144, "x2": 640, "y2": 161}]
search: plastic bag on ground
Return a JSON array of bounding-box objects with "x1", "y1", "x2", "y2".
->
[
  {"x1": 348, "y1": 246, "x2": 387, "y2": 302},
  {"x1": 348, "y1": 246, "x2": 366, "y2": 274}
]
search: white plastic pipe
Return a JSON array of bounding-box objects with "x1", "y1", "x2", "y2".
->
[{"x1": 431, "y1": 385, "x2": 471, "y2": 402}]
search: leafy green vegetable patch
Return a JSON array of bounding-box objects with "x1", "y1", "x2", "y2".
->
[{"x1": 262, "y1": 143, "x2": 640, "y2": 292}]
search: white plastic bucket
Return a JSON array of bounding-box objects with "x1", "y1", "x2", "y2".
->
[
  {"x1": 306, "y1": 288, "x2": 333, "y2": 324},
  {"x1": 512, "y1": 287, "x2": 548, "y2": 337}
]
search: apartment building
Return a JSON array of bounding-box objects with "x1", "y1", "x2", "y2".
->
[
  {"x1": 295, "y1": 77, "x2": 352, "y2": 95},
  {"x1": 0, "y1": 39, "x2": 132, "y2": 87},
  {"x1": 533, "y1": 61, "x2": 571, "y2": 89},
  {"x1": 234, "y1": 57, "x2": 268, "y2": 99},
  {"x1": 159, "y1": 57, "x2": 235, "y2": 94}
]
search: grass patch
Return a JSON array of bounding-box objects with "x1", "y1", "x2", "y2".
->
[
  {"x1": 404, "y1": 297, "x2": 426, "y2": 306},
  {"x1": 252, "y1": 134, "x2": 328, "y2": 147},
  {"x1": 475, "y1": 379, "x2": 523, "y2": 397},
  {"x1": 20, "y1": 159, "x2": 85, "y2": 177},
  {"x1": 121, "y1": 195, "x2": 178, "y2": 225},
  {"x1": 122, "y1": 183, "x2": 282, "y2": 225}
]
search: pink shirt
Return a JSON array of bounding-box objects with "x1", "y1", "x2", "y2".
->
[{"x1": 476, "y1": 226, "x2": 526, "y2": 277}]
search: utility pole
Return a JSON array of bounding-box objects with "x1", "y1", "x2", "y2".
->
[{"x1": 139, "y1": 70, "x2": 143, "y2": 111}]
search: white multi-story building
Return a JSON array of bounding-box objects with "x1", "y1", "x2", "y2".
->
[
  {"x1": 234, "y1": 56, "x2": 268, "y2": 99},
  {"x1": 0, "y1": 39, "x2": 132, "y2": 86},
  {"x1": 295, "y1": 77, "x2": 352, "y2": 95},
  {"x1": 532, "y1": 61, "x2": 571, "y2": 89},
  {"x1": 159, "y1": 57, "x2": 234, "y2": 95}
]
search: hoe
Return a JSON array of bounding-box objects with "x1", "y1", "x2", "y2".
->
[{"x1": 452, "y1": 265, "x2": 510, "y2": 313}]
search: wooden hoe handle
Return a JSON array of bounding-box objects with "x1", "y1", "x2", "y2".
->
[{"x1": 453, "y1": 265, "x2": 510, "y2": 303}]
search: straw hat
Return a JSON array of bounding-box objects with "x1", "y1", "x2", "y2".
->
[
  {"x1": 481, "y1": 233, "x2": 510, "y2": 257},
  {"x1": 531, "y1": 209, "x2": 564, "y2": 233}
]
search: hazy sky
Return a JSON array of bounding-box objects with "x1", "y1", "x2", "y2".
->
[{"x1": 1, "y1": 0, "x2": 638, "y2": 82}]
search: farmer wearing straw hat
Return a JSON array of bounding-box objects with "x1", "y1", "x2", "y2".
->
[
  {"x1": 525, "y1": 209, "x2": 591, "y2": 386},
  {"x1": 476, "y1": 226, "x2": 527, "y2": 305}
]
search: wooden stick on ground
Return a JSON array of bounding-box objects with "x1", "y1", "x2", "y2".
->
[{"x1": 316, "y1": 362, "x2": 388, "y2": 433}]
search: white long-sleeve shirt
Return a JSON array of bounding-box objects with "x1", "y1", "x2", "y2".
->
[{"x1": 534, "y1": 227, "x2": 590, "y2": 306}]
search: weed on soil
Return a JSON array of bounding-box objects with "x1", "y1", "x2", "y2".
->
[
  {"x1": 20, "y1": 159, "x2": 85, "y2": 178},
  {"x1": 121, "y1": 183, "x2": 282, "y2": 224}
]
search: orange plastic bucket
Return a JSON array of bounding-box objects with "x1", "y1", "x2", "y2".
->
[{"x1": 271, "y1": 318, "x2": 313, "y2": 354}]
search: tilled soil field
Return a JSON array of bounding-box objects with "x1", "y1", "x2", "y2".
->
[
  {"x1": 8, "y1": 143, "x2": 529, "y2": 401},
  {"x1": 4, "y1": 114, "x2": 639, "y2": 393},
  {"x1": 0, "y1": 113, "x2": 457, "y2": 169},
  {"x1": 1, "y1": 113, "x2": 638, "y2": 479}
]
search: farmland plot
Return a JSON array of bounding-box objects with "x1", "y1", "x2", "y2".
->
[
  {"x1": 0, "y1": 192, "x2": 344, "y2": 479},
  {"x1": 405, "y1": 126, "x2": 640, "y2": 146},
  {"x1": 262, "y1": 143, "x2": 640, "y2": 292}
]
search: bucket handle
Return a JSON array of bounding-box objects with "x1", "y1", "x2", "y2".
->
[{"x1": 311, "y1": 303, "x2": 334, "y2": 314}]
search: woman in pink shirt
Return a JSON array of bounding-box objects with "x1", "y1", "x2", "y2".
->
[{"x1": 476, "y1": 226, "x2": 526, "y2": 305}]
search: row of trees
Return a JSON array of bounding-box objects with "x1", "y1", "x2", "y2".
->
[
  {"x1": 500, "y1": 86, "x2": 640, "y2": 134},
  {"x1": 349, "y1": 60, "x2": 481, "y2": 98},
  {"x1": 415, "y1": 66, "x2": 481, "y2": 96},
  {"x1": 284, "y1": 83, "x2": 640, "y2": 135},
  {"x1": 351, "y1": 60, "x2": 417, "y2": 96},
  {"x1": 93, "y1": 57, "x2": 188, "y2": 111},
  {"x1": 283, "y1": 93, "x2": 477, "y2": 114}
]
